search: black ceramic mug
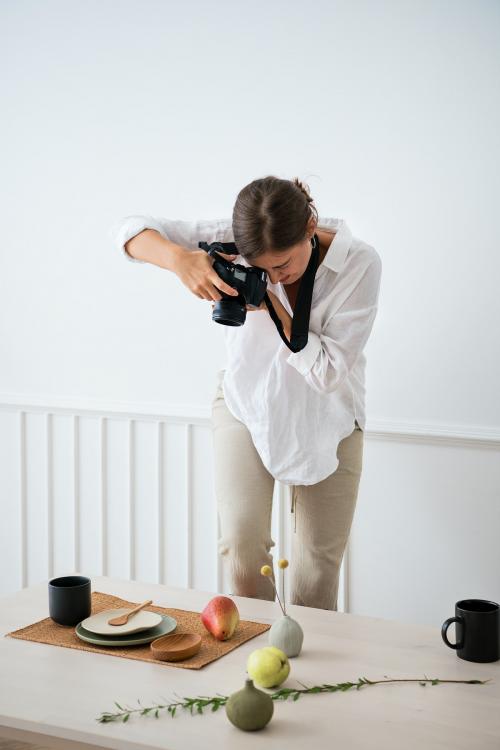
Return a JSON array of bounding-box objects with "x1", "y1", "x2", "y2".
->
[
  {"x1": 48, "y1": 575, "x2": 91, "y2": 626},
  {"x1": 441, "y1": 599, "x2": 500, "y2": 663}
]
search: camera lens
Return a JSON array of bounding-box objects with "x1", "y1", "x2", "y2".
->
[{"x1": 212, "y1": 298, "x2": 247, "y2": 326}]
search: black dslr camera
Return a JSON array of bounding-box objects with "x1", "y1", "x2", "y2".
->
[{"x1": 198, "y1": 240, "x2": 268, "y2": 326}]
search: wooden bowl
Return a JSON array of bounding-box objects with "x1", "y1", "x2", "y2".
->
[{"x1": 150, "y1": 632, "x2": 202, "y2": 661}]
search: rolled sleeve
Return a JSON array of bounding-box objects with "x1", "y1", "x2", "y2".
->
[
  {"x1": 286, "y1": 251, "x2": 382, "y2": 394},
  {"x1": 109, "y1": 215, "x2": 232, "y2": 263},
  {"x1": 108, "y1": 215, "x2": 167, "y2": 263}
]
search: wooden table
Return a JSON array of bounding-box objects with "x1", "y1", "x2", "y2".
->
[{"x1": 0, "y1": 576, "x2": 499, "y2": 750}]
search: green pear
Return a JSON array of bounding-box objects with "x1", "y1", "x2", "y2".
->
[{"x1": 246, "y1": 646, "x2": 290, "y2": 688}]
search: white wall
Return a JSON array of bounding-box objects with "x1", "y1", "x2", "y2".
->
[{"x1": 1, "y1": 0, "x2": 499, "y2": 627}]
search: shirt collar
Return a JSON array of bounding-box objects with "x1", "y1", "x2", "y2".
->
[{"x1": 316, "y1": 217, "x2": 352, "y2": 272}]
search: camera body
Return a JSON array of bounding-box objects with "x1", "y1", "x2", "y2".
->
[{"x1": 198, "y1": 241, "x2": 268, "y2": 326}]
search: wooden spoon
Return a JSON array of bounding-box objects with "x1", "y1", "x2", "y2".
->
[{"x1": 107, "y1": 599, "x2": 153, "y2": 626}]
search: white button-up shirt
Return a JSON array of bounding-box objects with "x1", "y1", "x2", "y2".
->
[{"x1": 110, "y1": 214, "x2": 382, "y2": 485}]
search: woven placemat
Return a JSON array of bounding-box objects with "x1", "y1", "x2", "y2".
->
[{"x1": 6, "y1": 591, "x2": 271, "y2": 670}]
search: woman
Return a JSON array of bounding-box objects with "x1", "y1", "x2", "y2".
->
[{"x1": 111, "y1": 175, "x2": 382, "y2": 611}]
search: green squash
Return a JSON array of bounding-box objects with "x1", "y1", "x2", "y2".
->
[{"x1": 225, "y1": 678, "x2": 274, "y2": 731}]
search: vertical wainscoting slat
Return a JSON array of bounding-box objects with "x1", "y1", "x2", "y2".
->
[
  {"x1": 157, "y1": 421, "x2": 165, "y2": 585},
  {"x1": 277, "y1": 482, "x2": 286, "y2": 604},
  {"x1": 100, "y1": 417, "x2": 108, "y2": 576},
  {"x1": 129, "y1": 420, "x2": 135, "y2": 580},
  {"x1": 73, "y1": 415, "x2": 80, "y2": 573},
  {"x1": 19, "y1": 411, "x2": 27, "y2": 589},
  {"x1": 216, "y1": 515, "x2": 223, "y2": 594},
  {"x1": 185, "y1": 423, "x2": 193, "y2": 589},
  {"x1": 46, "y1": 413, "x2": 54, "y2": 580}
]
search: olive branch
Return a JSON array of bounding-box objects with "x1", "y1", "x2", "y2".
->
[{"x1": 97, "y1": 674, "x2": 491, "y2": 723}]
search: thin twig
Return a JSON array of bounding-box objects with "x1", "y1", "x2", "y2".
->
[{"x1": 96, "y1": 675, "x2": 492, "y2": 723}]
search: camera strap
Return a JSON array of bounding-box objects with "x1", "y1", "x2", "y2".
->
[
  {"x1": 199, "y1": 234, "x2": 320, "y2": 353},
  {"x1": 263, "y1": 233, "x2": 320, "y2": 352}
]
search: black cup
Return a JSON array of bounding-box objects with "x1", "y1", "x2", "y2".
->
[
  {"x1": 441, "y1": 599, "x2": 500, "y2": 663},
  {"x1": 48, "y1": 575, "x2": 91, "y2": 626}
]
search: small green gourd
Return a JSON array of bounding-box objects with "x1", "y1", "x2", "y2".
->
[{"x1": 225, "y1": 678, "x2": 274, "y2": 731}]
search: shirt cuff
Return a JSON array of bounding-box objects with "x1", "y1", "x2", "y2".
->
[
  {"x1": 109, "y1": 218, "x2": 153, "y2": 263},
  {"x1": 286, "y1": 331, "x2": 322, "y2": 375}
]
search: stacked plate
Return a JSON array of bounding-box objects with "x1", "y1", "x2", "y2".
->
[{"x1": 76, "y1": 608, "x2": 177, "y2": 646}]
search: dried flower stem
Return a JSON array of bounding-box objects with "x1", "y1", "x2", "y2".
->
[
  {"x1": 96, "y1": 675, "x2": 491, "y2": 723},
  {"x1": 279, "y1": 565, "x2": 288, "y2": 616},
  {"x1": 261, "y1": 560, "x2": 289, "y2": 616},
  {"x1": 268, "y1": 573, "x2": 287, "y2": 616}
]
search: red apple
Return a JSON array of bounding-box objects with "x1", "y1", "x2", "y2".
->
[{"x1": 201, "y1": 595, "x2": 240, "y2": 641}]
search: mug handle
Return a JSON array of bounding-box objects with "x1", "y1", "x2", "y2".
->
[{"x1": 441, "y1": 616, "x2": 464, "y2": 649}]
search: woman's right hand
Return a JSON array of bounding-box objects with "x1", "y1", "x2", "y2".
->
[{"x1": 174, "y1": 249, "x2": 240, "y2": 301}]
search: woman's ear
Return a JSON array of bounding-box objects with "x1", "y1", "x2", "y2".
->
[{"x1": 306, "y1": 215, "x2": 317, "y2": 239}]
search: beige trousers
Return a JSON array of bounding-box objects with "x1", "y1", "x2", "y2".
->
[{"x1": 212, "y1": 370, "x2": 364, "y2": 611}]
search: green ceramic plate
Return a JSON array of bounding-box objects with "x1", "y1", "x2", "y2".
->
[{"x1": 75, "y1": 614, "x2": 177, "y2": 646}]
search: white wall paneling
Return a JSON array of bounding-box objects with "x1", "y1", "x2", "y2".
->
[
  {"x1": 0, "y1": 398, "x2": 301, "y2": 608},
  {"x1": 1, "y1": 395, "x2": 499, "y2": 627}
]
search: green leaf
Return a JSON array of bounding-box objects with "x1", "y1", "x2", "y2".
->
[
  {"x1": 114, "y1": 702, "x2": 124, "y2": 710},
  {"x1": 123, "y1": 714, "x2": 129, "y2": 723},
  {"x1": 155, "y1": 709, "x2": 159, "y2": 718}
]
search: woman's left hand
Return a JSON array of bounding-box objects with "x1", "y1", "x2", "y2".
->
[
  {"x1": 210, "y1": 299, "x2": 267, "y2": 312},
  {"x1": 245, "y1": 299, "x2": 267, "y2": 312}
]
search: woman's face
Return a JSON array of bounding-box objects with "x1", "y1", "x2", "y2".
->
[{"x1": 251, "y1": 219, "x2": 317, "y2": 286}]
